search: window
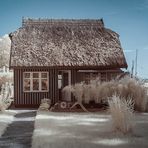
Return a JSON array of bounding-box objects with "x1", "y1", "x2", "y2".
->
[
  {"x1": 58, "y1": 74, "x2": 62, "y2": 89},
  {"x1": 23, "y1": 72, "x2": 49, "y2": 92},
  {"x1": 84, "y1": 73, "x2": 101, "y2": 84},
  {"x1": 111, "y1": 73, "x2": 118, "y2": 80},
  {"x1": 101, "y1": 73, "x2": 107, "y2": 81}
]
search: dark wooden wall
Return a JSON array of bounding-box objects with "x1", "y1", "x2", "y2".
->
[
  {"x1": 14, "y1": 68, "x2": 58, "y2": 107},
  {"x1": 13, "y1": 67, "x2": 124, "y2": 107}
]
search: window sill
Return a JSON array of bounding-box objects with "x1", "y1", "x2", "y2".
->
[{"x1": 23, "y1": 90, "x2": 49, "y2": 93}]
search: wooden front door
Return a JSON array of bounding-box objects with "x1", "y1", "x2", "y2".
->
[{"x1": 58, "y1": 70, "x2": 71, "y2": 101}]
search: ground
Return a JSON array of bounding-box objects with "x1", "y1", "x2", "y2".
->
[
  {"x1": 0, "y1": 110, "x2": 16, "y2": 136},
  {"x1": 0, "y1": 110, "x2": 148, "y2": 148},
  {"x1": 32, "y1": 111, "x2": 148, "y2": 148}
]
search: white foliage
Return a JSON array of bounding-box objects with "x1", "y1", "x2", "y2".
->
[
  {"x1": 62, "y1": 83, "x2": 85, "y2": 103},
  {"x1": 108, "y1": 94, "x2": 134, "y2": 134},
  {"x1": 0, "y1": 83, "x2": 13, "y2": 111},
  {"x1": 62, "y1": 83, "x2": 89, "y2": 111},
  {"x1": 62, "y1": 76, "x2": 148, "y2": 112},
  {"x1": 62, "y1": 85, "x2": 73, "y2": 101},
  {"x1": 83, "y1": 84, "x2": 91, "y2": 104},
  {"x1": 39, "y1": 103, "x2": 50, "y2": 111},
  {"x1": 0, "y1": 110, "x2": 16, "y2": 137},
  {"x1": 32, "y1": 111, "x2": 148, "y2": 148},
  {"x1": 39, "y1": 98, "x2": 51, "y2": 111},
  {"x1": 72, "y1": 82, "x2": 84, "y2": 103},
  {"x1": 118, "y1": 76, "x2": 148, "y2": 111},
  {"x1": 0, "y1": 34, "x2": 11, "y2": 67}
]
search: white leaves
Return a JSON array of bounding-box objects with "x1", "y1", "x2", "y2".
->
[
  {"x1": 108, "y1": 94, "x2": 134, "y2": 134},
  {"x1": 0, "y1": 83, "x2": 13, "y2": 111},
  {"x1": 0, "y1": 34, "x2": 11, "y2": 67},
  {"x1": 63, "y1": 76, "x2": 148, "y2": 111}
]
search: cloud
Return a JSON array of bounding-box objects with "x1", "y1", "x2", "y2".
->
[
  {"x1": 135, "y1": 0, "x2": 148, "y2": 10},
  {"x1": 124, "y1": 46, "x2": 148, "y2": 54},
  {"x1": 143, "y1": 46, "x2": 148, "y2": 50},
  {"x1": 124, "y1": 49, "x2": 135, "y2": 53}
]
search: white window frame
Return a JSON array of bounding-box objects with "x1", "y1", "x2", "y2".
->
[{"x1": 23, "y1": 72, "x2": 49, "y2": 92}]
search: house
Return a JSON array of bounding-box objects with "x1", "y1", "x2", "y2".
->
[{"x1": 9, "y1": 18, "x2": 127, "y2": 108}]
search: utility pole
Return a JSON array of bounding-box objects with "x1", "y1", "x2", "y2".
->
[
  {"x1": 131, "y1": 60, "x2": 134, "y2": 78},
  {"x1": 135, "y1": 49, "x2": 138, "y2": 76}
]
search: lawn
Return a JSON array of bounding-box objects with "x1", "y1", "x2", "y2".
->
[
  {"x1": 32, "y1": 111, "x2": 148, "y2": 148},
  {"x1": 0, "y1": 110, "x2": 16, "y2": 137}
]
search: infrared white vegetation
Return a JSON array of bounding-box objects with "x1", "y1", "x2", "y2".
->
[
  {"x1": 0, "y1": 110, "x2": 16, "y2": 137},
  {"x1": 108, "y1": 95, "x2": 134, "y2": 134},
  {"x1": 62, "y1": 76, "x2": 148, "y2": 112},
  {"x1": 32, "y1": 111, "x2": 148, "y2": 148},
  {"x1": 0, "y1": 83, "x2": 13, "y2": 111},
  {"x1": 0, "y1": 35, "x2": 11, "y2": 67}
]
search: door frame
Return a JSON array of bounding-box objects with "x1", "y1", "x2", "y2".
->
[{"x1": 58, "y1": 70, "x2": 71, "y2": 101}]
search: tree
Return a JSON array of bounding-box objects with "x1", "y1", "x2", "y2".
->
[{"x1": 0, "y1": 34, "x2": 11, "y2": 67}]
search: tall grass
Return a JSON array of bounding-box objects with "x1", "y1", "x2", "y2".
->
[
  {"x1": 62, "y1": 83, "x2": 88, "y2": 111},
  {"x1": 108, "y1": 94, "x2": 134, "y2": 134},
  {"x1": 117, "y1": 77, "x2": 147, "y2": 111},
  {"x1": 62, "y1": 76, "x2": 148, "y2": 112}
]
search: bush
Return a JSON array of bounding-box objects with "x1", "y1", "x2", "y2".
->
[
  {"x1": 0, "y1": 83, "x2": 13, "y2": 111},
  {"x1": 38, "y1": 98, "x2": 51, "y2": 111},
  {"x1": 108, "y1": 94, "x2": 134, "y2": 134},
  {"x1": 117, "y1": 77, "x2": 148, "y2": 111},
  {"x1": 0, "y1": 75, "x2": 13, "y2": 91},
  {"x1": 62, "y1": 76, "x2": 148, "y2": 112}
]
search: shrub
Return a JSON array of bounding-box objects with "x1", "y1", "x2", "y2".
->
[
  {"x1": 0, "y1": 75, "x2": 13, "y2": 91},
  {"x1": 0, "y1": 83, "x2": 13, "y2": 111},
  {"x1": 117, "y1": 76, "x2": 148, "y2": 111},
  {"x1": 62, "y1": 82, "x2": 88, "y2": 111},
  {"x1": 83, "y1": 84, "x2": 91, "y2": 104},
  {"x1": 62, "y1": 76, "x2": 148, "y2": 112},
  {"x1": 38, "y1": 98, "x2": 51, "y2": 111},
  {"x1": 108, "y1": 94, "x2": 134, "y2": 134}
]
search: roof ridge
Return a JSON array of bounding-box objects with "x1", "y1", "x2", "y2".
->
[{"x1": 22, "y1": 18, "x2": 104, "y2": 27}]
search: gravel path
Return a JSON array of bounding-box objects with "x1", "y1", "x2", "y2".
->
[{"x1": 0, "y1": 110, "x2": 36, "y2": 148}]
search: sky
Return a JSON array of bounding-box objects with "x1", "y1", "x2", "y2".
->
[{"x1": 0, "y1": 0, "x2": 148, "y2": 78}]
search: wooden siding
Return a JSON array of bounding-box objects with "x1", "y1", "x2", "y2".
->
[
  {"x1": 14, "y1": 68, "x2": 58, "y2": 107},
  {"x1": 13, "y1": 67, "x2": 125, "y2": 107},
  {"x1": 75, "y1": 70, "x2": 124, "y2": 82}
]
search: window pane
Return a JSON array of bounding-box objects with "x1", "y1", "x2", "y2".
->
[
  {"x1": 58, "y1": 79, "x2": 62, "y2": 89},
  {"x1": 24, "y1": 79, "x2": 30, "y2": 91},
  {"x1": 58, "y1": 74, "x2": 62, "y2": 80},
  {"x1": 41, "y1": 73, "x2": 47, "y2": 78},
  {"x1": 33, "y1": 79, "x2": 39, "y2": 90},
  {"x1": 41, "y1": 79, "x2": 48, "y2": 90},
  {"x1": 33, "y1": 73, "x2": 39, "y2": 78},
  {"x1": 24, "y1": 73, "x2": 30, "y2": 78}
]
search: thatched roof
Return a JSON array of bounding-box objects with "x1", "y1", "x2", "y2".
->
[{"x1": 9, "y1": 18, "x2": 127, "y2": 68}]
